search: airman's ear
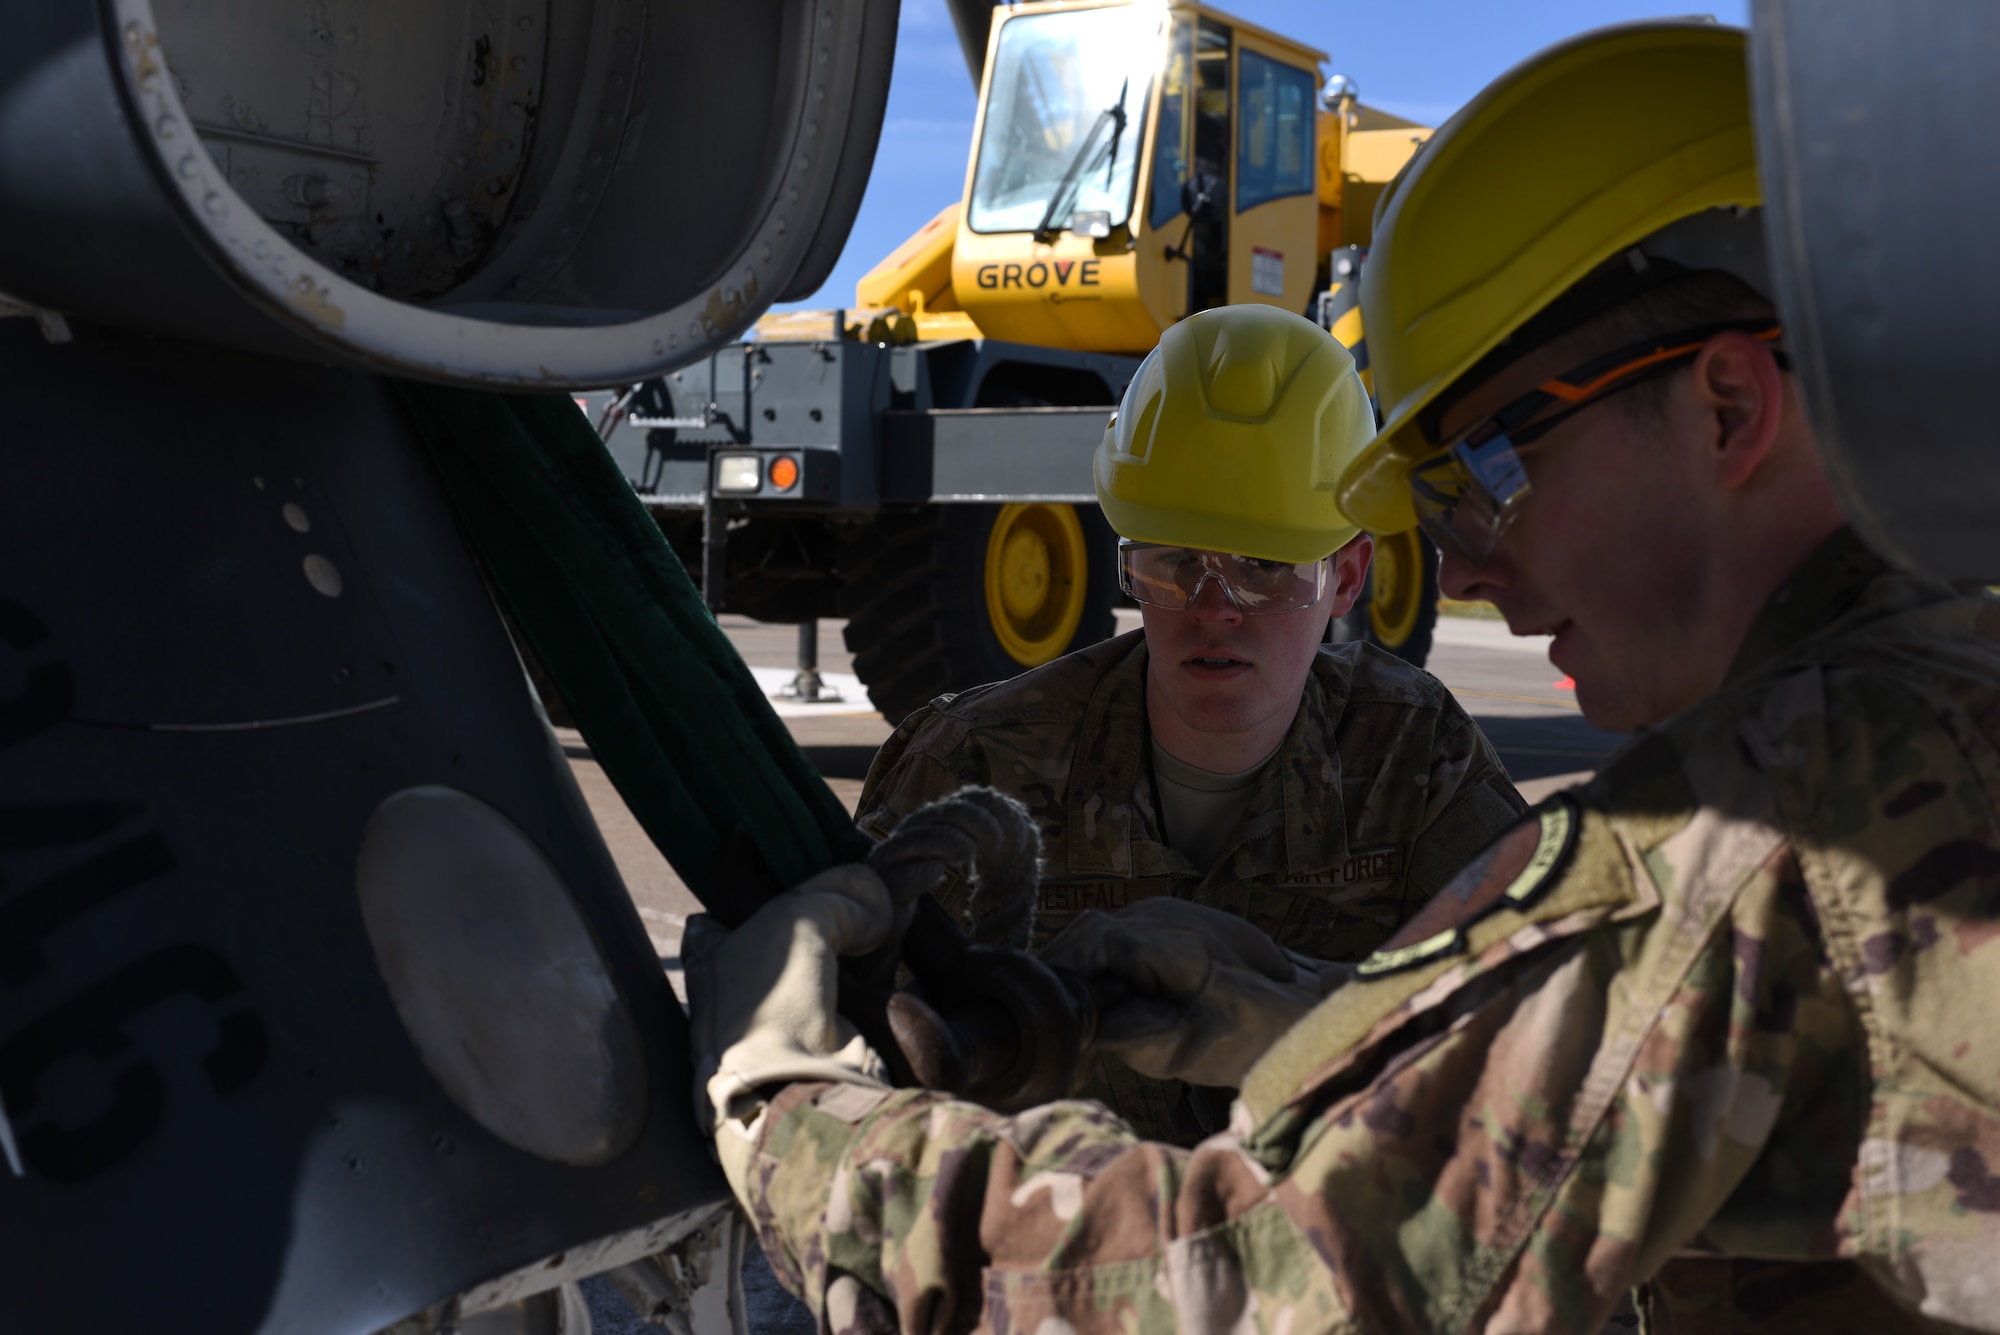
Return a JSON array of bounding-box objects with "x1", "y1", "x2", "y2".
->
[
  {"x1": 1690, "y1": 331, "x2": 1787, "y2": 491},
  {"x1": 1327, "y1": 533, "x2": 1375, "y2": 618}
]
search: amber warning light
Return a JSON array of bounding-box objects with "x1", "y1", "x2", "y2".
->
[{"x1": 768, "y1": 455, "x2": 800, "y2": 491}]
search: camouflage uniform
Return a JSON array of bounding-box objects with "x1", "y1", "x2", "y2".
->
[
  {"x1": 741, "y1": 531, "x2": 2000, "y2": 1333},
  {"x1": 856, "y1": 630, "x2": 1526, "y2": 1141}
]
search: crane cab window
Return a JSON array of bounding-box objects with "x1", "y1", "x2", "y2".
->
[
  {"x1": 1188, "y1": 19, "x2": 1232, "y2": 311},
  {"x1": 1146, "y1": 15, "x2": 1228, "y2": 315},
  {"x1": 1149, "y1": 18, "x2": 1230, "y2": 225},
  {"x1": 1237, "y1": 50, "x2": 1317, "y2": 213},
  {"x1": 1149, "y1": 18, "x2": 1194, "y2": 229},
  {"x1": 967, "y1": 7, "x2": 1159, "y2": 235}
]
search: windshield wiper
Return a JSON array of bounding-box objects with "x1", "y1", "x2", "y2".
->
[{"x1": 1031, "y1": 78, "x2": 1128, "y2": 245}]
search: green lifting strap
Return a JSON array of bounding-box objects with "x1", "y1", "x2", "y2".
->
[{"x1": 390, "y1": 382, "x2": 872, "y2": 917}]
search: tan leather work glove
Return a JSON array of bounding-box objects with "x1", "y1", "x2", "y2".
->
[
  {"x1": 683, "y1": 864, "x2": 894, "y2": 1196},
  {"x1": 1041, "y1": 898, "x2": 1352, "y2": 1089}
]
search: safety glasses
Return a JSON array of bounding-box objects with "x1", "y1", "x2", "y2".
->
[
  {"x1": 1410, "y1": 322, "x2": 1785, "y2": 566},
  {"x1": 1117, "y1": 540, "x2": 1330, "y2": 614}
]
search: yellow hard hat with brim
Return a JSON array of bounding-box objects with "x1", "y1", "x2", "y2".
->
[
  {"x1": 1095, "y1": 304, "x2": 1374, "y2": 565},
  {"x1": 1337, "y1": 21, "x2": 1760, "y2": 536}
]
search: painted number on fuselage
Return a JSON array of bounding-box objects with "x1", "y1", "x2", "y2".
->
[{"x1": 0, "y1": 598, "x2": 271, "y2": 1183}]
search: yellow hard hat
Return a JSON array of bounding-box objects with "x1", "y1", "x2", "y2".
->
[
  {"x1": 1337, "y1": 21, "x2": 1760, "y2": 535},
  {"x1": 1094, "y1": 304, "x2": 1374, "y2": 565}
]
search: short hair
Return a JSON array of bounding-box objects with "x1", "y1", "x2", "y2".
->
[{"x1": 1534, "y1": 270, "x2": 1779, "y2": 427}]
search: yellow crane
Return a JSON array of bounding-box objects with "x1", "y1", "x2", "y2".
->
[
  {"x1": 760, "y1": 1, "x2": 1441, "y2": 682},
  {"x1": 849, "y1": 3, "x2": 1429, "y2": 358},
  {"x1": 648, "y1": 0, "x2": 1439, "y2": 720}
]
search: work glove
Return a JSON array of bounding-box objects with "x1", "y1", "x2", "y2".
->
[
  {"x1": 683, "y1": 864, "x2": 894, "y2": 1196},
  {"x1": 1041, "y1": 898, "x2": 1352, "y2": 1090}
]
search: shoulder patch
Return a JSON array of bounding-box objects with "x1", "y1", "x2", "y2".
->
[
  {"x1": 1355, "y1": 795, "x2": 1578, "y2": 979},
  {"x1": 1242, "y1": 796, "x2": 1635, "y2": 1144}
]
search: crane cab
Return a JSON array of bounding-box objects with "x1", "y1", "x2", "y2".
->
[{"x1": 944, "y1": 1, "x2": 1426, "y2": 355}]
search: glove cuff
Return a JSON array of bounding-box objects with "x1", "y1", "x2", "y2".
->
[{"x1": 701, "y1": 1032, "x2": 890, "y2": 1129}]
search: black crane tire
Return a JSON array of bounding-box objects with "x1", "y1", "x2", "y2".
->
[{"x1": 839, "y1": 504, "x2": 1117, "y2": 726}]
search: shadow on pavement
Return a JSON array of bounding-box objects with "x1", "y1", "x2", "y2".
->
[
  {"x1": 1474, "y1": 713, "x2": 1627, "y2": 782},
  {"x1": 799, "y1": 744, "x2": 880, "y2": 781}
]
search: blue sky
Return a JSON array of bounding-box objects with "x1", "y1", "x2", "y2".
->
[{"x1": 777, "y1": 0, "x2": 1749, "y2": 312}]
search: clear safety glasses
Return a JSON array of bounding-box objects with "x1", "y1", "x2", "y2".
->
[
  {"x1": 1117, "y1": 540, "x2": 1330, "y2": 614},
  {"x1": 1410, "y1": 321, "x2": 1785, "y2": 567}
]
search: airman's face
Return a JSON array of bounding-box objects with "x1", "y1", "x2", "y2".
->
[
  {"x1": 1141, "y1": 535, "x2": 1372, "y2": 740},
  {"x1": 1431, "y1": 354, "x2": 1716, "y2": 733}
]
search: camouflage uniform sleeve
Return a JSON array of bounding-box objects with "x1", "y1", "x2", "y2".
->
[
  {"x1": 1402, "y1": 692, "x2": 1528, "y2": 903},
  {"x1": 738, "y1": 783, "x2": 1859, "y2": 1334},
  {"x1": 853, "y1": 704, "x2": 980, "y2": 841}
]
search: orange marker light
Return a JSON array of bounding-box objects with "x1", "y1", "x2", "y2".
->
[{"x1": 768, "y1": 455, "x2": 800, "y2": 491}]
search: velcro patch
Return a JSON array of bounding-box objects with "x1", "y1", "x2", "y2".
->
[
  {"x1": 815, "y1": 1083, "x2": 894, "y2": 1124},
  {"x1": 1355, "y1": 795, "x2": 1578, "y2": 979},
  {"x1": 1241, "y1": 796, "x2": 1638, "y2": 1147}
]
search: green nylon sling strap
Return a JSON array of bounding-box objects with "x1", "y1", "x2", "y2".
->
[{"x1": 390, "y1": 381, "x2": 871, "y2": 915}]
